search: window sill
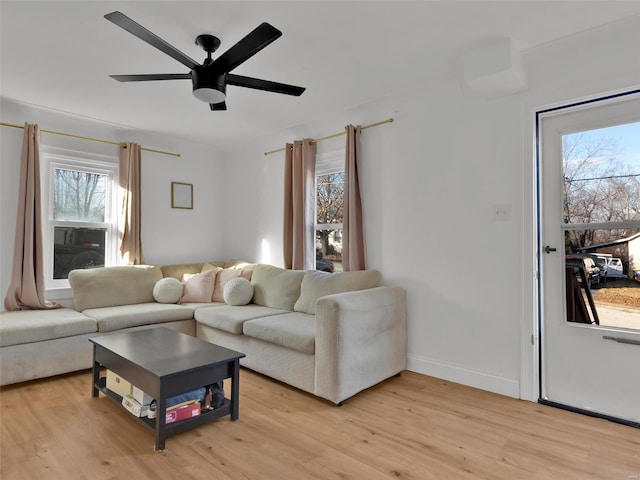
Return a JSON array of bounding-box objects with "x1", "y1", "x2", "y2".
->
[{"x1": 45, "y1": 286, "x2": 72, "y2": 300}]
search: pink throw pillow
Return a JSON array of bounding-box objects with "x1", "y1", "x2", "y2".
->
[
  {"x1": 180, "y1": 269, "x2": 217, "y2": 303},
  {"x1": 212, "y1": 269, "x2": 242, "y2": 303}
]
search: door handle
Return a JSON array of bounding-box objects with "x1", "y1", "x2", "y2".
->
[
  {"x1": 544, "y1": 246, "x2": 557, "y2": 254},
  {"x1": 603, "y1": 335, "x2": 640, "y2": 346}
]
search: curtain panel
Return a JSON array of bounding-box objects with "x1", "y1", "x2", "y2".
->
[
  {"x1": 119, "y1": 142, "x2": 144, "y2": 265},
  {"x1": 4, "y1": 123, "x2": 60, "y2": 310},
  {"x1": 283, "y1": 139, "x2": 316, "y2": 270},
  {"x1": 343, "y1": 124, "x2": 367, "y2": 271}
]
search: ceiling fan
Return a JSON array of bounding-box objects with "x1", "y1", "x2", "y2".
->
[{"x1": 104, "y1": 11, "x2": 305, "y2": 111}]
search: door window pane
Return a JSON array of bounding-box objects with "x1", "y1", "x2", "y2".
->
[
  {"x1": 562, "y1": 121, "x2": 640, "y2": 331},
  {"x1": 562, "y1": 121, "x2": 640, "y2": 228}
]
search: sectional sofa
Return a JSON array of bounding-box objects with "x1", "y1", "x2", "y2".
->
[{"x1": 0, "y1": 261, "x2": 407, "y2": 404}]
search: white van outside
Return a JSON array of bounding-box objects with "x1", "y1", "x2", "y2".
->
[{"x1": 604, "y1": 257, "x2": 624, "y2": 278}]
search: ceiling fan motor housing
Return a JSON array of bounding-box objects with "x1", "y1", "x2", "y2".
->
[{"x1": 192, "y1": 66, "x2": 226, "y2": 103}]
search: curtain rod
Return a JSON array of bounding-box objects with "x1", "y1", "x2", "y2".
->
[
  {"x1": 263, "y1": 117, "x2": 394, "y2": 156},
  {"x1": 0, "y1": 121, "x2": 181, "y2": 158}
]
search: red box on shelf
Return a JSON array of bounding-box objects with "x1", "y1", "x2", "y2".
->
[{"x1": 165, "y1": 402, "x2": 201, "y2": 424}]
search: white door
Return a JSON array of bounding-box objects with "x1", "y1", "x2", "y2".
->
[{"x1": 539, "y1": 91, "x2": 640, "y2": 425}]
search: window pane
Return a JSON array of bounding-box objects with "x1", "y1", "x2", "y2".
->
[
  {"x1": 53, "y1": 226, "x2": 106, "y2": 279},
  {"x1": 562, "y1": 122, "x2": 640, "y2": 226},
  {"x1": 316, "y1": 229, "x2": 343, "y2": 273},
  {"x1": 53, "y1": 168, "x2": 106, "y2": 222},
  {"x1": 316, "y1": 172, "x2": 344, "y2": 225},
  {"x1": 565, "y1": 228, "x2": 640, "y2": 330}
]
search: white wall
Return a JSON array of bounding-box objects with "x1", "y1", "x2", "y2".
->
[
  {"x1": 0, "y1": 98, "x2": 225, "y2": 309},
  {"x1": 220, "y1": 17, "x2": 640, "y2": 399}
]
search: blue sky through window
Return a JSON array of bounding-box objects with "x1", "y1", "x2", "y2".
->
[{"x1": 573, "y1": 121, "x2": 640, "y2": 172}]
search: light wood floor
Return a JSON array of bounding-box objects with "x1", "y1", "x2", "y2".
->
[{"x1": 1, "y1": 369, "x2": 639, "y2": 479}]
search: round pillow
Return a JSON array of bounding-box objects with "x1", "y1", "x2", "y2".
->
[
  {"x1": 223, "y1": 277, "x2": 254, "y2": 306},
  {"x1": 153, "y1": 277, "x2": 183, "y2": 304}
]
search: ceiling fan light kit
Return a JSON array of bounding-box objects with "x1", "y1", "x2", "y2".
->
[
  {"x1": 104, "y1": 11, "x2": 305, "y2": 111},
  {"x1": 192, "y1": 69, "x2": 227, "y2": 104}
]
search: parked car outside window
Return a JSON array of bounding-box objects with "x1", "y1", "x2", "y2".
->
[
  {"x1": 593, "y1": 256, "x2": 608, "y2": 283},
  {"x1": 566, "y1": 255, "x2": 600, "y2": 289}
]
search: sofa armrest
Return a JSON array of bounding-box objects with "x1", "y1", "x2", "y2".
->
[{"x1": 314, "y1": 286, "x2": 407, "y2": 404}]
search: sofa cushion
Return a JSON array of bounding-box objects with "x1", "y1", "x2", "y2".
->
[
  {"x1": 251, "y1": 264, "x2": 305, "y2": 311},
  {"x1": 195, "y1": 305, "x2": 289, "y2": 335},
  {"x1": 160, "y1": 261, "x2": 225, "y2": 279},
  {"x1": 153, "y1": 277, "x2": 183, "y2": 304},
  {"x1": 82, "y1": 303, "x2": 194, "y2": 332},
  {"x1": 224, "y1": 260, "x2": 255, "y2": 269},
  {"x1": 69, "y1": 265, "x2": 163, "y2": 311},
  {"x1": 181, "y1": 269, "x2": 217, "y2": 303},
  {"x1": 0, "y1": 308, "x2": 97, "y2": 347},
  {"x1": 243, "y1": 312, "x2": 316, "y2": 354},
  {"x1": 294, "y1": 269, "x2": 382, "y2": 314},
  {"x1": 223, "y1": 277, "x2": 254, "y2": 306},
  {"x1": 201, "y1": 263, "x2": 222, "y2": 274}
]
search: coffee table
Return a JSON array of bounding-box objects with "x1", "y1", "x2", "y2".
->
[{"x1": 89, "y1": 327, "x2": 245, "y2": 451}]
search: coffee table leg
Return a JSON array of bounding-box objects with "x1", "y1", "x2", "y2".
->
[
  {"x1": 91, "y1": 346, "x2": 100, "y2": 398},
  {"x1": 230, "y1": 360, "x2": 240, "y2": 420},
  {"x1": 155, "y1": 388, "x2": 167, "y2": 452}
]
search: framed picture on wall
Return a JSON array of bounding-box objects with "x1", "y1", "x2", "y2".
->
[{"x1": 171, "y1": 181, "x2": 193, "y2": 209}]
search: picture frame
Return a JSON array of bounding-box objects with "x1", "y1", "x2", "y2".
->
[{"x1": 171, "y1": 181, "x2": 193, "y2": 209}]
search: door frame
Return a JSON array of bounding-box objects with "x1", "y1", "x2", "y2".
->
[{"x1": 528, "y1": 87, "x2": 640, "y2": 426}]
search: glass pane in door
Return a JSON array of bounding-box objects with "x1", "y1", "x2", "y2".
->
[{"x1": 562, "y1": 121, "x2": 640, "y2": 331}]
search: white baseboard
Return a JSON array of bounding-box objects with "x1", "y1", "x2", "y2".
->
[{"x1": 407, "y1": 354, "x2": 520, "y2": 399}]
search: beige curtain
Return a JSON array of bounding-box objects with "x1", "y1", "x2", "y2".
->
[
  {"x1": 4, "y1": 124, "x2": 60, "y2": 310},
  {"x1": 119, "y1": 142, "x2": 144, "y2": 265},
  {"x1": 283, "y1": 139, "x2": 316, "y2": 270},
  {"x1": 343, "y1": 125, "x2": 367, "y2": 271}
]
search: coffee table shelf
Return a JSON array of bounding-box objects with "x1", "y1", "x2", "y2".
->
[{"x1": 95, "y1": 377, "x2": 232, "y2": 437}]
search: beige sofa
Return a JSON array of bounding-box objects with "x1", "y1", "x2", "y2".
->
[{"x1": 0, "y1": 261, "x2": 407, "y2": 404}]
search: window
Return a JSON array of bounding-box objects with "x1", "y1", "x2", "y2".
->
[
  {"x1": 315, "y1": 152, "x2": 344, "y2": 272},
  {"x1": 43, "y1": 152, "x2": 118, "y2": 289}
]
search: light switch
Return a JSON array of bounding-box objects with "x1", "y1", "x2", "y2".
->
[{"x1": 492, "y1": 204, "x2": 512, "y2": 221}]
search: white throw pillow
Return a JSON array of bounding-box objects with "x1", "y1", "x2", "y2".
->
[
  {"x1": 223, "y1": 277, "x2": 254, "y2": 306},
  {"x1": 153, "y1": 277, "x2": 183, "y2": 304}
]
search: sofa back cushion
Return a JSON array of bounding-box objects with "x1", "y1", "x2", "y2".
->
[
  {"x1": 160, "y1": 261, "x2": 225, "y2": 280},
  {"x1": 251, "y1": 264, "x2": 305, "y2": 311},
  {"x1": 294, "y1": 269, "x2": 382, "y2": 314},
  {"x1": 69, "y1": 265, "x2": 163, "y2": 311}
]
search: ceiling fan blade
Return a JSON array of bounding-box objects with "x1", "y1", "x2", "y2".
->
[
  {"x1": 226, "y1": 74, "x2": 305, "y2": 96},
  {"x1": 105, "y1": 11, "x2": 199, "y2": 69},
  {"x1": 210, "y1": 102, "x2": 227, "y2": 111},
  {"x1": 212, "y1": 23, "x2": 282, "y2": 73},
  {"x1": 110, "y1": 73, "x2": 192, "y2": 82}
]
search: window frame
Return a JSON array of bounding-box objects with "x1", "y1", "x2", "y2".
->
[{"x1": 41, "y1": 148, "x2": 119, "y2": 291}]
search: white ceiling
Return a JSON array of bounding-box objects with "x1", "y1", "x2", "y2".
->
[{"x1": 2, "y1": 1, "x2": 640, "y2": 150}]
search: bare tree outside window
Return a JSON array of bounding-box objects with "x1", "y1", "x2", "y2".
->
[{"x1": 53, "y1": 169, "x2": 106, "y2": 222}]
